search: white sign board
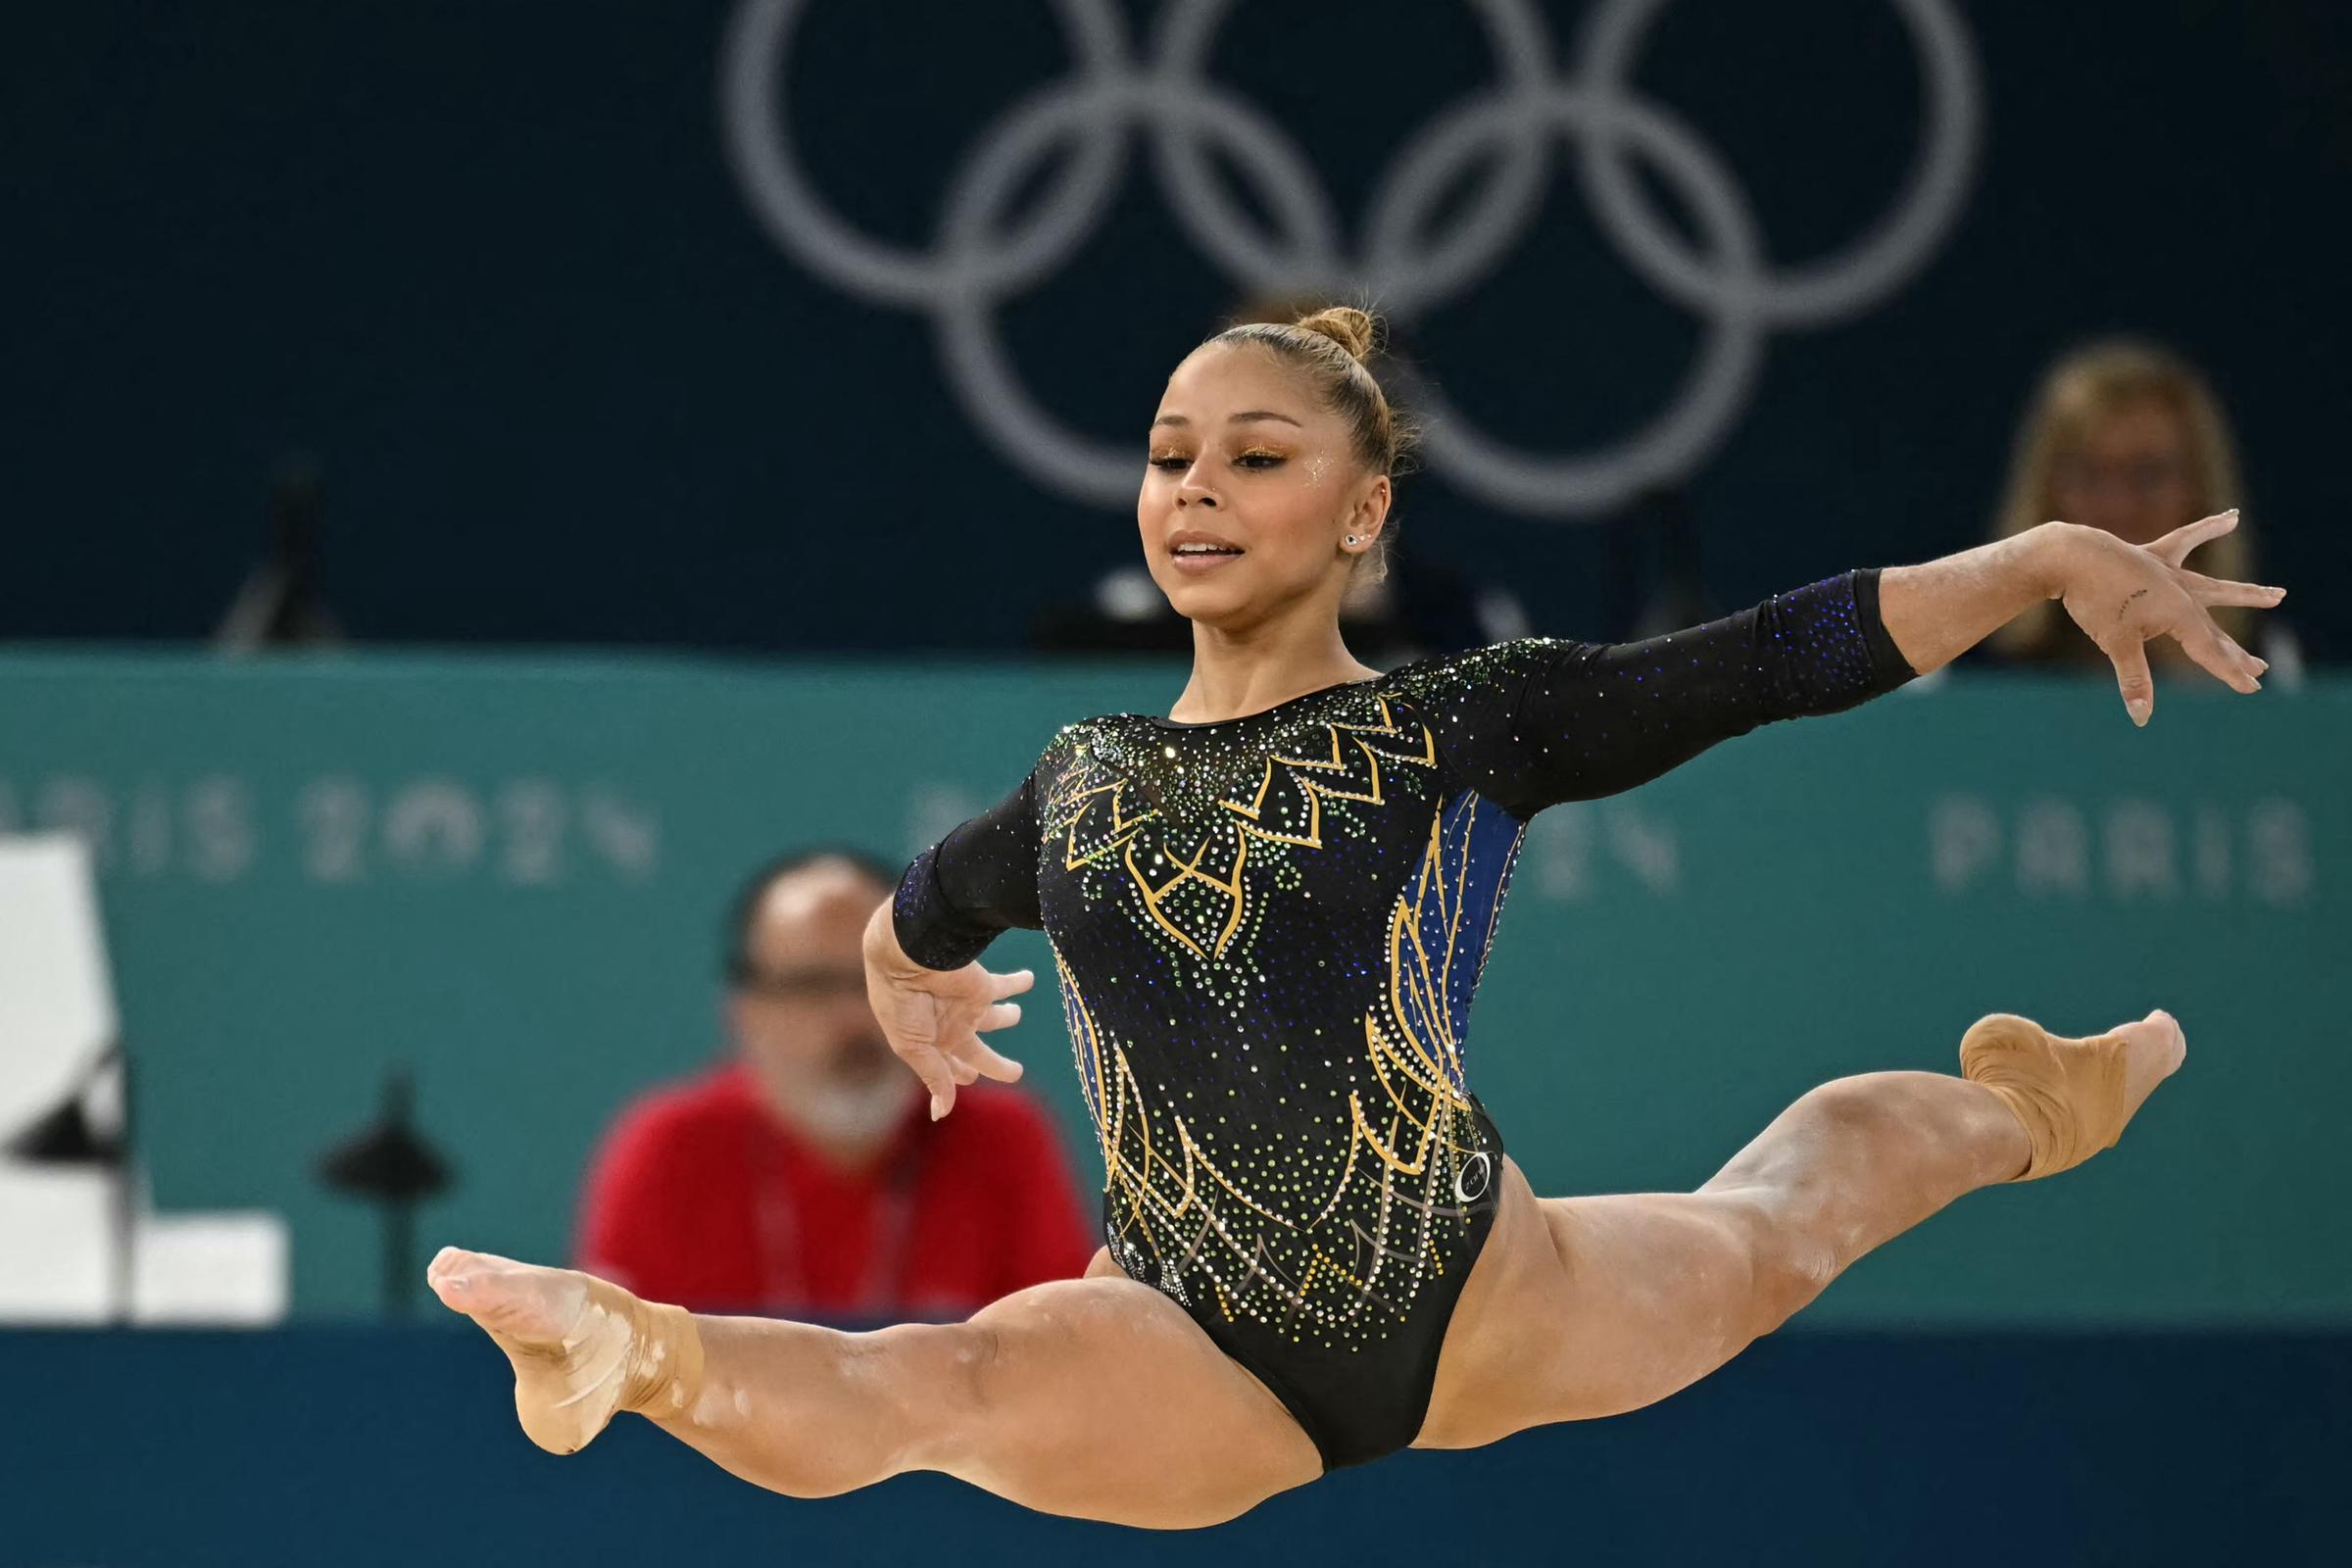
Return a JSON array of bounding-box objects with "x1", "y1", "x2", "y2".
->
[{"x1": 0, "y1": 836, "x2": 117, "y2": 1138}]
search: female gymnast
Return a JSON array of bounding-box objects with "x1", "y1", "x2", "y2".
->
[{"x1": 429, "y1": 308, "x2": 2285, "y2": 1530}]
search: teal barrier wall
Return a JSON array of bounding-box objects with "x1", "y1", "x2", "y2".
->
[{"x1": 2, "y1": 653, "x2": 2344, "y2": 1322}]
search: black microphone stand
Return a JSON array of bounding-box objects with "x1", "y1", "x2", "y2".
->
[
  {"x1": 317, "y1": 1068, "x2": 454, "y2": 1317},
  {"x1": 5, "y1": 1042, "x2": 134, "y2": 1323}
]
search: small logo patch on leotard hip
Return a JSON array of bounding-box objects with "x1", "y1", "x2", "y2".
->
[{"x1": 1454, "y1": 1152, "x2": 1493, "y2": 1202}]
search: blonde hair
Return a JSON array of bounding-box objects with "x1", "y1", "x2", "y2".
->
[
  {"x1": 1990, "y1": 338, "x2": 2251, "y2": 661},
  {"x1": 1206, "y1": 303, "x2": 1418, "y2": 588}
]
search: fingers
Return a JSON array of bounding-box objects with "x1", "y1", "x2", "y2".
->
[
  {"x1": 2179, "y1": 622, "x2": 2263, "y2": 693},
  {"x1": 2180, "y1": 569, "x2": 2287, "y2": 610},
  {"x1": 898, "y1": 975, "x2": 1034, "y2": 1120},
  {"x1": 2179, "y1": 634, "x2": 2252, "y2": 692},
  {"x1": 951, "y1": 1031, "x2": 1026, "y2": 1085},
  {"x1": 902, "y1": 1030, "x2": 1026, "y2": 1120},
  {"x1": 2147, "y1": 509, "x2": 2238, "y2": 567},
  {"x1": 899, "y1": 1042, "x2": 961, "y2": 1121},
  {"x1": 2219, "y1": 627, "x2": 2268, "y2": 683},
  {"x1": 2107, "y1": 638, "x2": 2155, "y2": 726}
]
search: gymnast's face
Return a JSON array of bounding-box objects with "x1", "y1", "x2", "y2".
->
[{"x1": 1140, "y1": 344, "x2": 1388, "y2": 627}]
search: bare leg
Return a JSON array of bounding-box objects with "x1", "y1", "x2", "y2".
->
[
  {"x1": 427, "y1": 1248, "x2": 1320, "y2": 1530},
  {"x1": 1419, "y1": 1009, "x2": 2184, "y2": 1447}
]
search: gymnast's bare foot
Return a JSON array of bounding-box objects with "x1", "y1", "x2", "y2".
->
[
  {"x1": 1960, "y1": 1008, "x2": 2186, "y2": 1181},
  {"x1": 428, "y1": 1246, "x2": 705, "y2": 1454}
]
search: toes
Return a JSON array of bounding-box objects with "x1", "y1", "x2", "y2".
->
[
  {"x1": 427, "y1": 1247, "x2": 477, "y2": 1303},
  {"x1": 425, "y1": 1248, "x2": 554, "y2": 1329},
  {"x1": 2140, "y1": 1008, "x2": 2187, "y2": 1063}
]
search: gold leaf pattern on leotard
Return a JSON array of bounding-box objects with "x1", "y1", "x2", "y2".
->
[
  {"x1": 1044, "y1": 696, "x2": 1438, "y2": 962},
  {"x1": 1217, "y1": 698, "x2": 1438, "y2": 850},
  {"x1": 1050, "y1": 776, "x2": 1156, "y2": 869},
  {"x1": 1052, "y1": 783, "x2": 1501, "y2": 1340},
  {"x1": 1350, "y1": 796, "x2": 1491, "y2": 1171}
]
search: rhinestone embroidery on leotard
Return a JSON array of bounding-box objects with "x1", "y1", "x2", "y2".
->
[{"x1": 895, "y1": 570, "x2": 1915, "y2": 1359}]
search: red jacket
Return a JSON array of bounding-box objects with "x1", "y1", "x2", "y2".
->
[{"x1": 576, "y1": 1061, "x2": 1098, "y2": 1318}]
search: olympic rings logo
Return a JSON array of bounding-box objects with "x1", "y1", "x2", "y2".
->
[{"x1": 720, "y1": 0, "x2": 1980, "y2": 517}]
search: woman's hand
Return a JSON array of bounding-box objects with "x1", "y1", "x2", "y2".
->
[
  {"x1": 862, "y1": 901, "x2": 1035, "y2": 1120},
  {"x1": 2041, "y1": 513, "x2": 2286, "y2": 725}
]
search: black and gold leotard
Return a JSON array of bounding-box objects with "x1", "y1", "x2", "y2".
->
[{"x1": 892, "y1": 569, "x2": 1916, "y2": 1468}]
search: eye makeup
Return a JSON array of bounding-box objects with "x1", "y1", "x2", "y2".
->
[{"x1": 1146, "y1": 447, "x2": 1291, "y2": 471}]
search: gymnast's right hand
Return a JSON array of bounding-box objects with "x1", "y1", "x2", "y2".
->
[{"x1": 861, "y1": 900, "x2": 1036, "y2": 1120}]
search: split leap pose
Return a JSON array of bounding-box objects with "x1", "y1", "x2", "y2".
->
[{"x1": 431, "y1": 308, "x2": 2283, "y2": 1529}]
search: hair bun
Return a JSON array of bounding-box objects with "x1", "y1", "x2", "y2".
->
[{"x1": 1292, "y1": 306, "x2": 1377, "y2": 364}]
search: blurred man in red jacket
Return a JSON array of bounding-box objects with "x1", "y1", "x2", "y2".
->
[{"x1": 576, "y1": 847, "x2": 1096, "y2": 1319}]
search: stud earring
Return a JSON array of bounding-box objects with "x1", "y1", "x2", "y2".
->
[{"x1": 1345, "y1": 534, "x2": 1358, "y2": 545}]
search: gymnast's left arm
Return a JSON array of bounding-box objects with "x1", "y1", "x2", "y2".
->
[
  {"x1": 1416, "y1": 565, "x2": 1918, "y2": 812},
  {"x1": 1417, "y1": 513, "x2": 2285, "y2": 816},
  {"x1": 1877, "y1": 512, "x2": 2282, "y2": 724}
]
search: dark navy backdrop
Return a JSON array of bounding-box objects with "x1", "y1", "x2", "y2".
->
[
  {"x1": 8, "y1": 2, "x2": 2346, "y2": 652},
  {"x1": 10, "y1": 1327, "x2": 2349, "y2": 1565}
]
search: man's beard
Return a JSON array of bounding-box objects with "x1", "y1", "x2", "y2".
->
[{"x1": 773, "y1": 1037, "x2": 914, "y2": 1148}]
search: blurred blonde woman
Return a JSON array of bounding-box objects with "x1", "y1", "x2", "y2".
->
[{"x1": 1990, "y1": 338, "x2": 2300, "y2": 678}]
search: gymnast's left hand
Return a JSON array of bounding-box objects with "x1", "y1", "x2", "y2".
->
[
  {"x1": 2042, "y1": 512, "x2": 2285, "y2": 725},
  {"x1": 862, "y1": 903, "x2": 1036, "y2": 1120}
]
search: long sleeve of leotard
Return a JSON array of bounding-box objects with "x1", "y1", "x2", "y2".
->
[
  {"x1": 891, "y1": 768, "x2": 1044, "y2": 971},
  {"x1": 1404, "y1": 567, "x2": 1918, "y2": 819}
]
